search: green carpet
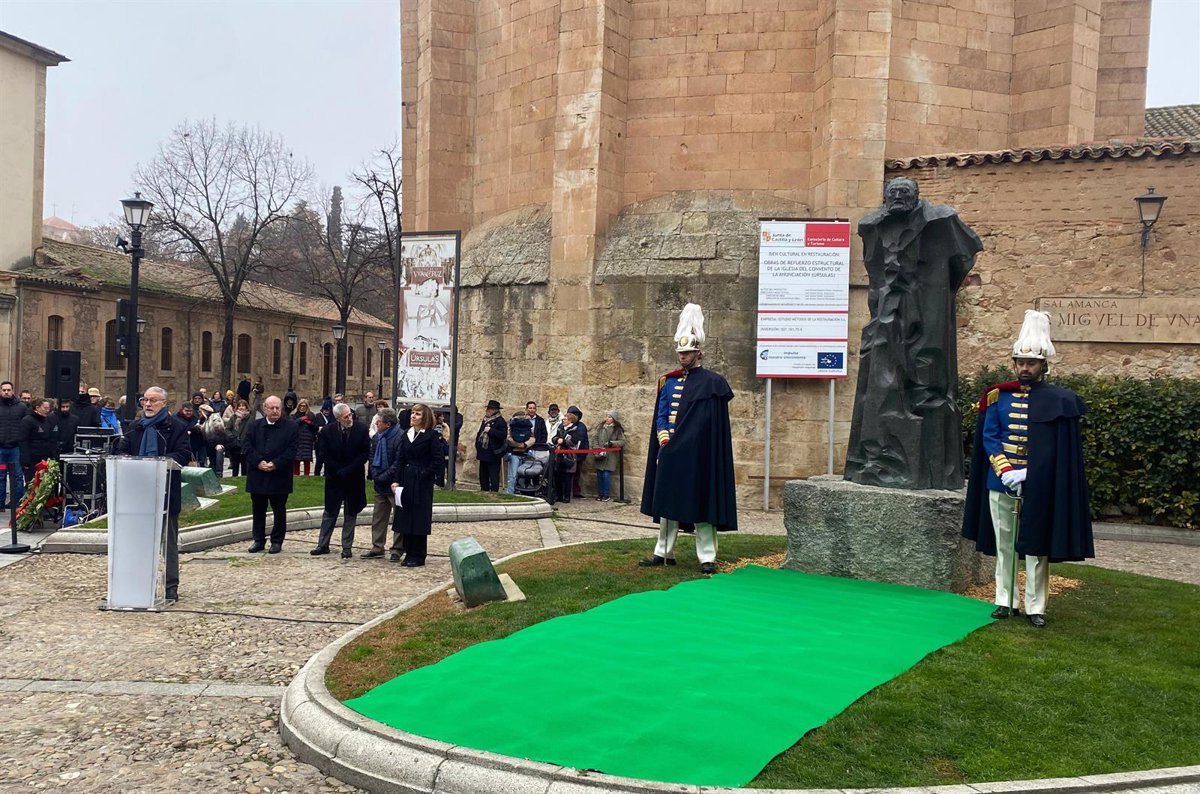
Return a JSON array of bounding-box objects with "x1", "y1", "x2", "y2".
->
[{"x1": 346, "y1": 566, "x2": 995, "y2": 787}]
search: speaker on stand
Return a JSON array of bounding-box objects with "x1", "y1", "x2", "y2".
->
[{"x1": 45, "y1": 350, "x2": 82, "y2": 402}]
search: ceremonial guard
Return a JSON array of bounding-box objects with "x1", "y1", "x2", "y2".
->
[
  {"x1": 962, "y1": 310, "x2": 1095, "y2": 628},
  {"x1": 640, "y1": 304, "x2": 737, "y2": 573}
]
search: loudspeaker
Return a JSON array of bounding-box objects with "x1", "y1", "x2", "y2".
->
[{"x1": 45, "y1": 350, "x2": 81, "y2": 401}]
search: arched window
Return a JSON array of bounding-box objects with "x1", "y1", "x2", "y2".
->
[
  {"x1": 160, "y1": 328, "x2": 174, "y2": 371},
  {"x1": 299, "y1": 341, "x2": 308, "y2": 375},
  {"x1": 366, "y1": 347, "x2": 373, "y2": 378},
  {"x1": 237, "y1": 333, "x2": 252, "y2": 374},
  {"x1": 47, "y1": 315, "x2": 64, "y2": 349},
  {"x1": 104, "y1": 319, "x2": 122, "y2": 370},
  {"x1": 322, "y1": 343, "x2": 333, "y2": 397},
  {"x1": 348, "y1": 345, "x2": 355, "y2": 377},
  {"x1": 272, "y1": 338, "x2": 282, "y2": 375},
  {"x1": 201, "y1": 331, "x2": 213, "y2": 372}
]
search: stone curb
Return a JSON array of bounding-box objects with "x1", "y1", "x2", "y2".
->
[
  {"x1": 39, "y1": 500, "x2": 552, "y2": 555},
  {"x1": 279, "y1": 541, "x2": 1200, "y2": 794},
  {"x1": 1092, "y1": 522, "x2": 1200, "y2": 547}
]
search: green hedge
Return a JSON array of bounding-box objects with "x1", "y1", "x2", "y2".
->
[{"x1": 958, "y1": 368, "x2": 1200, "y2": 529}]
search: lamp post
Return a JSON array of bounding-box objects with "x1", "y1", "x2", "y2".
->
[
  {"x1": 136, "y1": 318, "x2": 147, "y2": 335},
  {"x1": 287, "y1": 330, "x2": 298, "y2": 392},
  {"x1": 1135, "y1": 187, "x2": 1167, "y2": 249},
  {"x1": 332, "y1": 322, "x2": 346, "y2": 397},
  {"x1": 120, "y1": 192, "x2": 154, "y2": 422},
  {"x1": 376, "y1": 339, "x2": 386, "y2": 399}
]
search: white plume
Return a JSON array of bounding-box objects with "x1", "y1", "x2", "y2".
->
[
  {"x1": 1012, "y1": 309, "x2": 1056, "y2": 359},
  {"x1": 674, "y1": 303, "x2": 705, "y2": 352}
]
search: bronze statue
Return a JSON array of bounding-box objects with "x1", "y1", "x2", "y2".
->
[{"x1": 844, "y1": 177, "x2": 983, "y2": 490}]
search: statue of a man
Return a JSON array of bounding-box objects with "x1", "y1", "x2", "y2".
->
[{"x1": 844, "y1": 177, "x2": 983, "y2": 490}]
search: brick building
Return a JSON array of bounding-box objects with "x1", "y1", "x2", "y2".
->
[
  {"x1": 400, "y1": 0, "x2": 1198, "y2": 502},
  {"x1": 1, "y1": 239, "x2": 393, "y2": 405}
]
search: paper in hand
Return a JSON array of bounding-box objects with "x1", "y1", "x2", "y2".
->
[{"x1": 393, "y1": 487, "x2": 404, "y2": 507}]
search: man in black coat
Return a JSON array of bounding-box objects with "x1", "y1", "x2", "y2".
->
[
  {"x1": 115, "y1": 386, "x2": 193, "y2": 603},
  {"x1": 640, "y1": 304, "x2": 737, "y2": 574},
  {"x1": 243, "y1": 395, "x2": 299, "y2": 554},
  {"x1": 474, "y1": 399, "x2": 507, "y2": 491},
  {"x1": 0, "y1": 380, "x2": 29, "y2": 512},
  {"x1": 73, "y1": 385, "x2": 102, "y2": 428},
  {"x1": 50, "y1": 400, "x2": 81, "y2": 457},
  {"x1": 311, "y1": 403, "x2": 370, "y2": 559}
]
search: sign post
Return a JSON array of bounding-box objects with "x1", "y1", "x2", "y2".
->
[{"x1": 756, "y1": 219, "x2": 852, "y2": 509}]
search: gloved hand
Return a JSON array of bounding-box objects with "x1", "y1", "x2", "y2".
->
[{"x1": 1000, "y1": 468, "x2": 1027, "y2": 489}]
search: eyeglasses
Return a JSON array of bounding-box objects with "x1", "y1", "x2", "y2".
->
[{"x1": 142, "y1": 397, "x2": 164, "y2": 404}]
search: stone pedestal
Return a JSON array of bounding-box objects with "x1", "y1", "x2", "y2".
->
[
  {"x1": 783, "y1": 475, "x2": 988, "y2": 593},
  {"x1": 449, "y1": 537, "x2": 506, "y2": 608},
  {"x1": 181, "y1": 466, "x2": 222, "y2": 496}
]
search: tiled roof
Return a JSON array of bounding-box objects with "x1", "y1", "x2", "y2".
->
[
  {"x1": 1145, "y1": 104, "x2": 1200, "y2": 138},
  {"x1": 42, "y1": 216, "x2": 79, "y2": 231},
  {"x1": 887, "y1": 139, "x2": 1200, "y2": 170},
  {"x1": 21, "y1": 239, "x2": 390, "y2": 329}
]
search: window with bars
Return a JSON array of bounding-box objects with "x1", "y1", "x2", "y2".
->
[
  {"x1": 237, "y1": 333, "x2": 252, "y2": 374},
  {"x1": 201, "y1": 331, "x2": 213, "y2": 372},
  {"x1": 160, "y1": 328, "x2": 174, "y2": 371},
  {"x1": 299, "y1": 341, "x2": 308, "y2": 375},
  {"x1": 47, "y1": 315, "x2": 64, "y2": 349}
]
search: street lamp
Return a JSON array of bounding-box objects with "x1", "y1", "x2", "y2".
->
[
  {"x1": 119, "y1": 191, "x2": 154, "y2": 423},
  {"x1": 331, "y1": 323, "x2": 347, "y2": 397},
  {"x1": 287, "y1": 330, "x2": 298, "y2": 392},
  {"x1": 1135, "y1": 187, "x2": 1167, "y2": 249},
  {"x1": 376, "y1": 339, "x2": 386, "y2": 399},
  {"x1": 136, "y1": 318, "x2": 147, "y2": 334}
]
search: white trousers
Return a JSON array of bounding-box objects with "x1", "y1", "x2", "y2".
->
[
  {"x1": 988, "y1": 490, "x2": 1050, "y2": 615},
  {"x1": 654, "y1": 519, "x2": 718, "y2": 563}
]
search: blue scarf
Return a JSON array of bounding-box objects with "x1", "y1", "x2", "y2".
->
[
  {"x1": 372, "y1": 425, "x2": 398, "y2": 474},
  {"x1": 100, "y1": 407, "x2": 121, "y2": 432},
  {"x1": 137, "y1": 409, "x2": 170, "y2": 456}
]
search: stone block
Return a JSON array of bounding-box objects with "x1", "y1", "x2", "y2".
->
[
  {"x1": 449, "y1": 537, "x2": 508, "y2": 607},
  {"x1": 179, "y1": 482, "x2": 202, "y2": 513},
  {"x1": 783, "y1": 475, "x2": 989, "y2": 593},
  {"x1": 181, "y1": 466, "x2": 222, "y2": 497}
]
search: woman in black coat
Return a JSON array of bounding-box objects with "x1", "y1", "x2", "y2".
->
[
  {"x1": 389, "y1": 403, "x2": 442, "y2": 567},
  {"x1": 293, "y1": 399, "x2": 318, "y2": 476}
]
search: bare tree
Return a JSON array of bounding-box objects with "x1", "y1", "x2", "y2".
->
[
  {"x1": 76, "y1": 218, "x2": 185, "y2": 262},
  {"x1": 135, "y1": 118, "x2": 312, "y2": 389},
  {"x1": 352, "y1": 144, "x2": 403, "y2": 397},
  {"x1": 281, "y1": 186, "x2": 388, "y2": 395}
]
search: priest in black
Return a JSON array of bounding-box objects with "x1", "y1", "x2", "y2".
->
[
  {"x1": 640, "y1": 304, "x2": 737, "y2": 574},
  {"x1": 845, "y1": 177, "x2": 983, "y2": 490},
  {"x1": 962, "y1": 310, "x2": 1094, "y2": 628},
  {"x1": 311, "y1": 403, "x2": 371, "y2": 559},
  {"x1": 244, "y1": 395, "x2": 299, "y2": 554}
]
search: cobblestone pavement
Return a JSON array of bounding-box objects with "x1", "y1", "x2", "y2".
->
[{"x1": 0, "y1": 501, "x2": 1195, "y2": 792}]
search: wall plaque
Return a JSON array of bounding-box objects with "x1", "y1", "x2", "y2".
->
[{"x1": 1036, "y1": 297, "x2": 1200, "y2": 344}]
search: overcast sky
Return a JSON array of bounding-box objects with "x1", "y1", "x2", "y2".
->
[{"x1": 3, "y1": 0, "x2": 1198, "y2": 227}]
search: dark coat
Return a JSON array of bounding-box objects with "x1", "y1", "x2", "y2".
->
[
  {"x1": 71, "y1": 393, "x2": 100, "y2": 429},
  {"x1": 116, "y1": 412, "x2": 193, "y2": 515},
  {"x1": 551, "y1": 421, "x2": 582, "y2": 474},
  {"x1": 962, "y1": 381, "x2": 1094, "y2": 563},
  {"x1": 50, "y1": 411, "x2": 81, "y2": 457},
  {"x1": 19, "y1": 412, "x2": 55, "y2": 467},
  {"x1": 295, "y1": 411, "x2": 319, "y2": 461},
  {"x1": 474, "y1": 414, "x2": 508, "y2": 462},
  {"x1": 369, "y1": 428, "x2": 405, "y2": 494},
  {"x1": 392, "y1": 428, "x2": 441, "y2": 536},
  {"x1": 641, "y1": 367, "x2": 738, "y2": 531},
  {"x1": 243, "y1": 417, "x2": 299, "y2": 495},
  {"x1": 0, "y1": 395, "x2": 29, "y2": 447},
  {"x1": 317, "y1": 419, "x2": 370, "y2": 515}
]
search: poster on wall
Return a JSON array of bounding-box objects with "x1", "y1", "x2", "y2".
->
[
  {"x1": 755, "y1": 220, "x2": 851, "y2": 378},
  {"x1": 396, "y1": 233, "x2": 460, "y2": 406}
]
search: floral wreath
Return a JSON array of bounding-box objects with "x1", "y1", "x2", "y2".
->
[{"x1": 15, "y1": 459, "x2": 62, "y2": 531}]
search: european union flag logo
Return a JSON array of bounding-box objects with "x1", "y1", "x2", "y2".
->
[{"x1": 817, "y1": 352, "x2": 843, "y2": 370}]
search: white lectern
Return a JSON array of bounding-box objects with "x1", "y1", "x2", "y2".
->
[{"x1": 106, "y1": 457, "x2": 179, "y2": 611}]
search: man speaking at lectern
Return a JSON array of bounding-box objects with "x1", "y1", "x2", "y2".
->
[{"x1": 115, "y1": 386, "x2": 192, "y2": 604}]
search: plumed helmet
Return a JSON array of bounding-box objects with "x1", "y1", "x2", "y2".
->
[
  {"x1": 674, "y1": 303, "x2": 706, "y2": 352},
  {"x1": 1011, "y1": 309, "x2": 1056, "y2": 360}
]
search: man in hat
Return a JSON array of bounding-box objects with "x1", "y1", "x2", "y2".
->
[
  {"x1": 475, "y1": 399, "x2": 507, "y2": 491},
  {"x1": 640, "y1": 304, "x2": 738, "y2": 574},
  {"x1": 962, "y1": 310, "x2": 1094, "y2": 628}
]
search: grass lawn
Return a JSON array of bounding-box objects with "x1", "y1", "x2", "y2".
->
[
  {"x1": 81, "y1": 476, "x2": 531, "y2": 529},
  {"x1": 326, "y1": 536, "x2": 1200, "y2": 789}
]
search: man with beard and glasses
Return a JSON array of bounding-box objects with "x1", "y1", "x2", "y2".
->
[{"x1": 962, "y1": 310, "x2": 1094, "y2": 629}]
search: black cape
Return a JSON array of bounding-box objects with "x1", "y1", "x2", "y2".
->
[
  {"x1": 961, "y1": 381, "x2": 1094, "y2": 563},
  {"x1": 641, "y1": 367, "x2": 738, "y2": 531}
]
